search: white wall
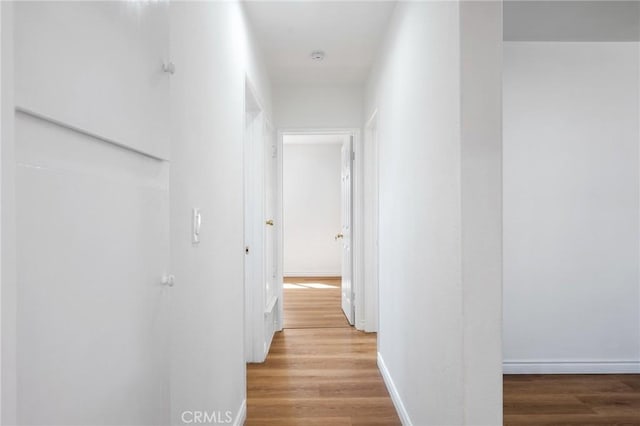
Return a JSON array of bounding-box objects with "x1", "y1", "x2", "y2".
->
[
  {"x1": 169, "y1": 2, "x2": 271, "y2": 424},
  {"x1": 15, "y1": 112, "x2": 171, "y2": 425},
  {"x1": 0, "y1": 3, "x2": 4, "y2": 420},
  {"x1": 14, "y1": 1, "x2": 170, "y2": 159},
  {"x1": 274, "y1": 84, "x2": 362, "y2": 129},
  {"x1": 10, "y1": 2, "x2": 172, "y2": 424},
  {"x1": 503, "y1": 42, "x2": 640, "y2": 373},
  {"x1": 274, "y1": 82, "x2": 365, "y2": 324},
  {"x1": 1, "y1": 3, "x2": 15, "y2": 424},
  {"x1": 365, "y1": 2, "x2": 502, "y2": 424},
  {"x1": 283, "y1": 141, "x2": 342, "y2": 276},
  {"x1": 459, "y1": 3, "x2": 503, "y2": 420},
  {"x1": 2, "y1": 2, "x2": 272, "y2": 425}
]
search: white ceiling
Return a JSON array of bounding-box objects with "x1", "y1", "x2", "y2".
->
[{"x1": 243, "y1": 1, "x2": 397, "y2": 86}]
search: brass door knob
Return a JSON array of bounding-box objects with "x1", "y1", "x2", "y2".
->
[
  {"x1": 265, "y1": 219, "x2": 274, "y2": 226},
  {"x1": 335, "y1": 233, "x2": 344, "y2": 240}
]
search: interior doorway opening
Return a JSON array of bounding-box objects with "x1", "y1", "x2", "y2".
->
[
  {"x1": 246, "y1": 128, "x2": 398, "y2": 426},
  {"x1": 280, "y1": 131, "x2": 355, "y2": 329}
]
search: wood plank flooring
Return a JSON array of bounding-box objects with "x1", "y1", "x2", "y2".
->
[
  {"x1": 282, "y1": 277, "x2": 350, "y2": 329},
  {"x1": 246, "y1": 277, "x2": 401, "y2": 425},
  {"x1": 247, "y1": 278, "x2": 640, "y2": 425},
  {"x1": 504, "y1": 374, "x2": 640, "y2": 425}
]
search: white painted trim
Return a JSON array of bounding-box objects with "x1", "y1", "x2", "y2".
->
[
  {"x1": 278, "y1": 127, "x2": 364, "y2": 331},
  {"x1": 377, "y1": 352, "x2": 412, "y2": 426},
  {"x1": 503, "y1": 360, "x2": 640, "y2": 374},
  {"x1": 275, "y1": 129, "x2": 284, "y2": 332},
  {"x1": 283, "y1": 271, "x2": 341, "y2": 278},
  {"x1": 264, "y1": 295, "x2": 278, "y2": 315},
  {"x1": 283, "y1": 139, "x2": 343, "y2": 146},
  {"x1": 15, "y1": 107, "x2": 166, "y2": 162},
  {"x1": 244, "y1": 76, "x2": 270, "y2": 363},
  {"x1": 280, "y1": 128, "x2": 359, "y2": 136},
  {"x1": 352, "y1": 129, "x2": 365, "y2": 330},
  {"x1": 233, "y1": 399, "x2": 246, "y2": 426},
  {"x1": 245, "y1": 76, "x2": 272, "y2": 130},
  {"x1": 364, "y1": 110, "x2": 377, "y2": 131},
  {"x1": 363, "y1": 109, "x2": 379, "y2": 333}
]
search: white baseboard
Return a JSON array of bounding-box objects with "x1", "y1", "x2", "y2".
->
[
  {"x1": 377, "y1": 352, "x2": 412, "y2": 426},
  {"x1": 284, "y1": 271, "x2": 341, "y2": 278},
  {"x1": 503, "y1": 360, "x2": 640, "y2": 374},
  {"x1": 233, "y1": 399, "x2": 246, "y2": 426}
]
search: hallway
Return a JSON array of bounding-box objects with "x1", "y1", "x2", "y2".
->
[
  {"x1": 4, "y1": 2, "x2": 640, "y2": 425},
  {"x1": 282, "y1": 277, "x2": 350, "y2": 329},
  {"x1": 246, "y1": 278, "x2": 401, "y2": 425}
]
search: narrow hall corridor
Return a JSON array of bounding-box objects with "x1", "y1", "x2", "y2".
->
[
  {"x1": 245, "y1": 278, "x2": 401, "y2": 425},
  {"x1": 282, "y1": 277, "x2": 350, "y2": 329}
]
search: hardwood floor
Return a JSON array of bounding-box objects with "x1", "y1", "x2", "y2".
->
[
  {"x1": 247, "y1": 278, "x2": 640, "y2": 425},
  {"x1": 246, "y1": 277, "x2": 401, "y2": 425},
  {"x1": 504, "y1": 374, "x2": 640, "y2": 425},
  {"x1": 282, "y1": 276, "x2": 350, "y2": 329}
]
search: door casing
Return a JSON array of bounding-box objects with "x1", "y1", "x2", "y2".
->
[
  {"x1": 341, "y1": 135, "x2": 354, "y2": 324},
  {"x1": 244, "y1": 77, "x2": 279, "y2": 363},
  {"x1": 276, "y1": 128, "x2": 370, "y2": 330},
  {"x1": 363, "y1": 110, "x2": 380, "y2": 332}
]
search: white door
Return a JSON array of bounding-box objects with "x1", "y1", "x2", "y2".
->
[
  {"x1": 244, "y1": 108, "x2": 261, "y2": 362},
  {"x1": 244, "y1": 87, "x2": 277, "y2": 362},
  {"x1": 264, "y1": 123, "x2": 277, "y2": 317},
  {"x1": 341, "y1": 136, "x2": 354, "y2": 324}
]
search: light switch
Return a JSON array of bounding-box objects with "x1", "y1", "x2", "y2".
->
[{"x1": 192, "y1": 208, "x2": 202, "y2": 244}]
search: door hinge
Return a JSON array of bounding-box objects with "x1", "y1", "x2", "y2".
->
[{"x1": 351, "y1": 151, "x2": 355, "y2": 161}]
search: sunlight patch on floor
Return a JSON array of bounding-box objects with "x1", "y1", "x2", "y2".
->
[{"x1": 283, "y1": 282, "x2": 337, "y2": 289}]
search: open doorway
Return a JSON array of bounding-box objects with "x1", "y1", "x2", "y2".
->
[
  {"x1": 280, "y1": 131, "x2": 355, "y2": 329},
  {"x1": 246, "y1": 126, "x2": 396, "y2": 425}
]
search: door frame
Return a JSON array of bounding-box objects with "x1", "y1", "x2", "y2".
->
[
  {"x1": 243, "y1": 77, "x2": 278, "y2": 363},
  {"x1": 276, "y1": 128, "x2": 365, "y2": 330},
  {"x1": 363, "y1": 110, "x2": 379, "y2": 333}
]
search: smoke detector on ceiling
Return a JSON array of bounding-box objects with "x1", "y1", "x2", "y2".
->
[{"x1": 310, "y1": 50, "x2": 325, "y2": 61}]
